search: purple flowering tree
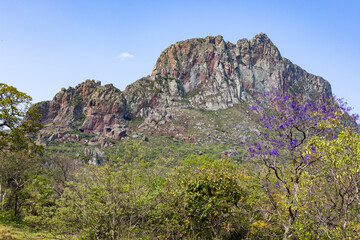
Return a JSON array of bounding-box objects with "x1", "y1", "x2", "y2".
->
[{"x1": 247, "y1": 92, "x2": 357, "y2": 238}]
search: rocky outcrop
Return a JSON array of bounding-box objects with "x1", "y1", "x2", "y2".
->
[
  {"x1": 35, "y1": 33, "x2": 333, "y2": 139},
  {"x1": 84, "y1": 148, "x2": 106, "y2": 165},
  {"x1": 221, "y1": 147, "x2": 237, "y2": 158},
  {"x1": 35, "y1": 80, "x2": 129, "y2": 135},
  {"x1": 151, "y1": 33, "x2": 331, "y2": 110}
]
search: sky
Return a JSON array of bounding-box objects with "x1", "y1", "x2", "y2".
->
[{"x1": 1, "y1": 0, "x2": 360, "y2": 114}]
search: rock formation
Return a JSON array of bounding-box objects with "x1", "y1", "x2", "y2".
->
[
  {"x1": 36, "y1": 80, "x2": 128, "y2": 139},
  {"x1": 35, "y1": 33, "x2": 332, "y2": 139},
  {"x1": 150, "y1": 33, "x2": 331, "y2": 110}
]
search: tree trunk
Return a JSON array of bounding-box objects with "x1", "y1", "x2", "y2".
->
[{"x1": 14, "y1": 193, "x2": 18, "y2": 217}]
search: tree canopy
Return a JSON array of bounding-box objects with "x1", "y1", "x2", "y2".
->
[
  {"x1": 0, "y1": 83, "x2": 43, "y2": 219},
  {"x1": 0, "y1": 83, "x2": 43, "y2": 154}
]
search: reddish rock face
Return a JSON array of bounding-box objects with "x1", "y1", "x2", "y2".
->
[
  {"x1": 35, "y1": 33, "x2": 333, "y2": 138},
  {"x1": 151, "y1": 33, "x2": 331, "y2": 110},
  {"x1": 35, "y1": 80, "x2": 128, "y2": 137}
]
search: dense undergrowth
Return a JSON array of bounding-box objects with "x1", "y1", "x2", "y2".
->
[{"x1": 1, "y1": 84, "x2": 360, "y2": 239}]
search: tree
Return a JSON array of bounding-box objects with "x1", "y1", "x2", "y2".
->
[
  {"x1": 302, "y1": 125, "x2": 360, "y2": 239},
  {"x1": 246, "y1": 92, "x2": 356, "y2": 239},
  {"x1": 0, "y1": 83, "x2": 43, "y2": 219},
  {"x1": 0, "y1": 151, "x2": 42, "y2": 219},
  {"x1": 157, "y1": 157, "x2": 252, "y2": 239},
  {"x1": 0, "y1": 83, "x2": 43, "y2": 153},
  {"x1": 40, "y1": 140, "x2": 157, "y2": 239}
]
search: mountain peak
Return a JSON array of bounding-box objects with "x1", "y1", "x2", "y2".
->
[
  {"x1": 252, "y1": 32, "x2": 271, "y2": 41},
  {"x1": 151, "y1": 33, "x2": 284, "y2": 80},
  {"x1": 36, "y1": 33, "x2": 332, "y2": 140}
]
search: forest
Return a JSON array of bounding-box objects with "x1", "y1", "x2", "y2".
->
[{"x1": 1, "y1": 82, "x2": 360, "y2": 240}]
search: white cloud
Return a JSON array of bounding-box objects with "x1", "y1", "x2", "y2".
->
[{"x1": 116, "y1": 52, "x2": 135, "y2": 59}]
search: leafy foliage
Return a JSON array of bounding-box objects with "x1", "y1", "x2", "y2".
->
[
  {"x1": 173, "y1": 160, "x2": 250, "y2": 239},
  {"x1": 247, "y1": 92, "x2": 359, "y2": 239},
  {"x1": 2, "y1": 85, "x2": 360, "y2": 240},
  {"x1": 299, "y1": 126, "x2": 360, "y2": 238},
  {"x1": 0, "y1": 83, "x2": 43, "y2": 153},
  {"x1": 0, "y1": 83, "x2": 43, "y2": 223}
]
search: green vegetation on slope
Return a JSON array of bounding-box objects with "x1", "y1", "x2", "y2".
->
[{"x1": 2, "y1": 84, "x2": 360, "y2": 239}]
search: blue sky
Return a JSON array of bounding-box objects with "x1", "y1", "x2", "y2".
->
[{"x1": 1, "y1": 0, "x2": 360, "y2": 113}]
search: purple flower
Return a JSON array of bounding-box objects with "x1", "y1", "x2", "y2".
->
[
  {"x1": 275, "y1": 182, "x2": 280, "y2": 187},
  {"x1": 250, "y1": 153, "x2": 255, "y2": 157},
  {"x1": 251, "y1": 106, "x2": 257, "y2": 111},
  {"x1": 311, "y1": 146, "x2": 316, "y2": 153},
  {"x1": 278, "y1": 124, "x2": 284, "y2": 130},
  {"x1": 257, "y1": 145, "x2": 262, "y2": 150},
  {"x1": 269, "y1": 149, "x2": 279, "y2": 156},
  {"x1": 289, "y1": 140, "x2": 298, "y2": 148},
  {"x1": 248, "y1": 147, "x2": 255, "y2": 152}
]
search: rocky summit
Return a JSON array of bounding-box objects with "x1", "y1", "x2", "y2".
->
[{"x1": 35, "y1": 33, "x2": 332, "y2": 144}]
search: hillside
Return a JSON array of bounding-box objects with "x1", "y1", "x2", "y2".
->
[{"x1": 34, "y1": 33, "x2": 332, "y2": 161}]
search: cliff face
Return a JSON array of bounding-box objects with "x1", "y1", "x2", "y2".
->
[
  {"x1": 35, "y1": 33, "x2": 332, "y2": 139},
  {"x1": 36, "y1": 80, "x2": 128, "y2": 139},
  {"x1": 151, "y1": 33, "x2": 331, "y2": 110}
]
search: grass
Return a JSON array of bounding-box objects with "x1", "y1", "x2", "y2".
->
[
  {"x1": 173, "y1": 99, "x2": 190, "y2": 104},
  {"x1": 120, "y1": 104, "x2": 257, "y2": 162},
  {"x1": 184, "y1": 89, "x2": 200, "y2": 98},
  {"x1": 0, "y1": 223, "x2": 73, "y2": 240}
]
